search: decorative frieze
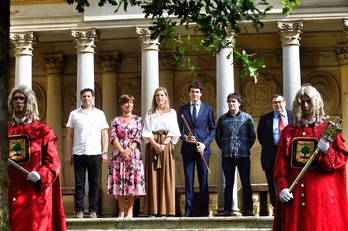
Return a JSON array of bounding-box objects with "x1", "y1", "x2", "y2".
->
[
  {"x1": 278, "y1": 21, "x2": 303, "y2": 46},
  {"x1": 337, "y1": 47, "x2": 348, "y2": 65},
  {"x1": 42, "y1": 54, "x2": 65, "y2": 74},
  {"x1": 97, "y1": 52, "x2": 120, "y2": 72}
]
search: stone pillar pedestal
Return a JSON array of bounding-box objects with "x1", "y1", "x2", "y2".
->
[
  {"x1": 10, "y1": 32, "x2": 36, "y2": 88},
  {"x1": 136, "y1": 27, "x2": 160, "y2": 116},
  {"x1": 71, "y1": 29, "x2": 98, "y2": 107},
  {"x1": 278, "y1": 21, "x2": 303, "y2": 106}
]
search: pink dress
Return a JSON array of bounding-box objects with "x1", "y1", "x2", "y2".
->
[{"x1": 107, "y1": 115, "x2": 146, "y2": 198}]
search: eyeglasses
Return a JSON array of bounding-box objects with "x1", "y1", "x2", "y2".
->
[
  {"x1": 272, "y1": 101, "x2": 284, "y2": 104},
  {"x1": 13, "y1": 96, "x2": 25, "y2": 101}
]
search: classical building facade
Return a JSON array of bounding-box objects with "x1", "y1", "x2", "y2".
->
[{"x1": 9, "y1": 0, "x2": 348, "y2": 217}]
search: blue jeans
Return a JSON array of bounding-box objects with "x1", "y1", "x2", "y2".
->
[
  {"x1": 73, "y1": 154, "x2": 101, "y2": 212},
  {"x1": 222, "y1": 157, "x2": 252, "y2": 212}
]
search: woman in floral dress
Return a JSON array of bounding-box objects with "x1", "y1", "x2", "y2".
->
[{"x1": 107, "y1": 94, "x2": 145, "y2": 218}]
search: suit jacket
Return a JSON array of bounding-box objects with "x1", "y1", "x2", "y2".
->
[
  {"x1": 178, "y1": 102, "x2": 216, "y2": 155},
  {"x1": 257, "y1": 109, "x2": 293, "y2": 171}
]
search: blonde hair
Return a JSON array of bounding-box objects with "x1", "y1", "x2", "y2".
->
[
  {"x1": 8, "y1": 85, "x2": 40, "y2": 121},
  {"x1": 292, "y1": 84, "x2": 325, "y2": 124},
  {"x1": 151, "y1": 87, "x2": 171, "y2": 113}
]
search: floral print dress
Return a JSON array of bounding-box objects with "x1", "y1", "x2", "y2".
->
[{"x1": 107, "y1": 115, "x2": 146, "y2": 198}]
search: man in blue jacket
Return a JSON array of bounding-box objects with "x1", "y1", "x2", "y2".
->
[{"x1": 178, "y1": 82, "x2": 216, "y2": 217}]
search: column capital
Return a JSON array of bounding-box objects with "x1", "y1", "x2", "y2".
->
[
  {"x1": 336, "y1": 46, "x2": 348, "y2": 65},
  {"x1": 344, "y1": 18, "x2": 348, "y2": 42},
  {"x1": 278, "y1": 21, "x2": 303, "y2": 46},
  {"x1": 42, "y1": 54, "x2": 65, "y2": 74},
  {"x1": 224, "y1": 27, "x2": 236, "y2": 45},
  {"x1": 136, "y1": 27, "x2": 160, "y2": 51},
  {"x1": 10, "y1": 32, "x2": 36, "y2": 56},
  {"x1": 71, "y1": 29, "x2": 98, "y2": 53},
  {"x1": 96, "y1": 52, "x2": 121, "y2": 72}
]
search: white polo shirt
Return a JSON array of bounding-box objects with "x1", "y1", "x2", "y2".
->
[{"x1": 66, "y1": 106, "x2": 109, "y2": 155}]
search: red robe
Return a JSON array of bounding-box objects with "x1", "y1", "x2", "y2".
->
[
  {"x1": 8, "y1": 120, "x2": 66, "y2": 231},
  {"x1": 273, "y1": 121, "x2": 348, "y2": 231}
]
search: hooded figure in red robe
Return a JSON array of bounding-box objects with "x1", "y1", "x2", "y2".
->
[
  {"x1": 7, "y1": 85, "x2": 66, "y2": 231},
  {"x1": 273, "y1": 84, "x2": 348, "y2": 231}
]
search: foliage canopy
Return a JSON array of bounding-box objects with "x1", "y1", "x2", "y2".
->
[{"x1": 66, "y1": 0, "x2": 300, "y2": 82}]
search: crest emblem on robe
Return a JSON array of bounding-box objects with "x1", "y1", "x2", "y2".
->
[
  {"x1": 291, "y1": 137, "x2": 318, "y2": 169},
  {"x1": 8, "y1": 134, "x2": 31, "y2": 164}
]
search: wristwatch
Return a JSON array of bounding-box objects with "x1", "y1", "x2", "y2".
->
[{"x1": 162, "y1": 141, "x2": 168, "y2": 145}]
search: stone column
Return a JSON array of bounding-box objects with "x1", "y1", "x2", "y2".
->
[
  {"x1": 42, "y1": 54, "x2": 65, "y2": 160},
  {"x1": 278, "y1": 21, "x2": 303, "y2": 107},
  {"x1": 216, "y1": 30, "x2": 241, "y2": 215},
  {"x1": 96, "y1": 52, "x2": 120, "y2": 216},
  {"x1": 10, "y1": 32, "x2": 36, "y2": 88},
  {"x1": 71, "y1": 29, "x2": 98, "y2": 108},
  {"x1": 136, "y1": 27, "x2": 160, "y2": 116}
]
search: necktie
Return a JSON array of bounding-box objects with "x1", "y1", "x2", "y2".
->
[
  {"x1": 192, "y1": 103, "x2": 197, "y2": 124},
  {"x1": 279, "y1": 114, "x2": 284, "y2": 133}
]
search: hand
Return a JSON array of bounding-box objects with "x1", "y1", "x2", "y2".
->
[
  {"x1": 66, "y1": 155, "x2": 73, "y2": 166},
  {"x1": 279, "y1": 188, "x2": 293, "y2": 203},
  {"x1": 27, "y1": 171, "x2": 41, "y2": 183},
  {"x1": 186, "y1": 135, "x2": 196, "y2": 143},
  {"x1": 101, "y1": 153, "x2": 108, "y2": 163},
  {"x1": 318, "y1": 138, "x2": 329, "y2": 153},
  {"x1": 196, "y1": 142, "x2": 206, "y2": 153}
]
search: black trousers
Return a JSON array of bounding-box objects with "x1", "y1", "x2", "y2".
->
[{"x1": 73, "y1": 154, "x2": 101, "y2": 212}]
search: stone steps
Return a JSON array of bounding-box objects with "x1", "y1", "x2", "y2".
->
[{"x1": 66, "y1": 216, "x2": 274, "y2": 231}]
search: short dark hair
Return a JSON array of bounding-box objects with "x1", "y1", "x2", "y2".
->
[
  {"x1": 80, "y1": 88, "x2": 95, "y2": 96},
  {"x1": 119, "y1": 94, "x2": 134, "y2": 106},
  {"x1": 188, "y1": 82, "x2": 203, "y2": 93},
  {"x1": 271, "y1": 94, "x2": 284, "y2": 103},
  {"x1": 227, "y1": 93, "x2": 243, "y2": 106}
]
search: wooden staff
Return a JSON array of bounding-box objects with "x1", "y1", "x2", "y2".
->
[
  {"x1": 289, "y1": 118, "x2": 343, "y2": 193},
  {"x1": 181, "y1": 114, "x2": 211, "y2": 175}
]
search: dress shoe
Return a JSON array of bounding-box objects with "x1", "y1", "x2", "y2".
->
[
  {"x1": 89, "y1": 211, "x2": 97, "y2": 218},
  {"x1": 75, "y1": 211, "x2": 84, "y2": 218},
  {"x1": 182, "y1": 211, "x2": 192, "y2": 217}
]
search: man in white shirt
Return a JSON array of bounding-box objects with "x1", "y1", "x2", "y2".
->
[{"x1": 66, "y1": 88, "x2": 109, "y2": 218}]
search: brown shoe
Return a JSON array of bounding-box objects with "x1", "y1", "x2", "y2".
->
[
  {"x1": 75, "y1": 211, "x2": 84, "y2": 218},
  {"x1": 89, "y1": 211, "x2": 97, "y2": 218}
]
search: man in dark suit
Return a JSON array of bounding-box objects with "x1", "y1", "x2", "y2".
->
[
  {"x1": 257, "y1": 94, "x2": 293, "y2": 207},
  {"x1": 177, "y1": 82, "x2": 216, "y2": 217}
]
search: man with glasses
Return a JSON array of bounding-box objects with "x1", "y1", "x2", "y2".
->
[
  {"x1": 7, "y1": 85, "x2": 66, "y2": 231},
  {"x1": 257, "y1": 94, "x2": 293, "y2": 207}
]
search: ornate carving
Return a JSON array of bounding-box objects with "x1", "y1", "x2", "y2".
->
[
  {"x1": 32, "y1": 82, "x2": 46, "y2": 121},
  {"x1": 136, "y1": 27, "x2": 160, "y2": 50},
  {"x1": 10, "y1": 32, "x2": 36, "y2": 56},
  {"x1": 242, "y1": 74, "x2": 281, "y2": 117},
  {"x1": 97, "y1": 52, "x2": 121, "y2": 72},
  {"x1": 344, "y1": 19, "x2": 348, "y2": 40},
  {"x1": 278, "y1": 21, "x2": 303, "y2": 46},
  {"x1": 159, "y1": 52, "x2": 175, "y2": 71},
  {"x1": 71, "y1": 30, "x2": 98, "y2": 53},
  {"x1": 119, "y1": 78, "x2": 142, "y2": 117},
  {"x1": 336, "y1": 47, "x2": 348, "y2": 65},
  {"x1": 42, "y1": 54, "x2": 65, "y2": 74},
  {"x1": 302, "y1": 72, "x2": 340, "y2": 115}
]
